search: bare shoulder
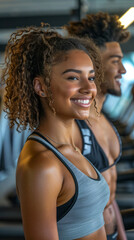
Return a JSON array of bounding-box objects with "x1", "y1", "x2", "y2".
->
[
  {"x1": 16, "y1": 140, "x2": 62, "y2": 240},
  {"x1": 16, "y1": 139, "x2": 63, "y2": 198}
]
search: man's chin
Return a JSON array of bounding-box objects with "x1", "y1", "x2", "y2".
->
[{"x1": 107, "y1": 88, "x2": 121, "y2": 97}]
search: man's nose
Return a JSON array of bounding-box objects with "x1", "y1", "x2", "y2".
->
[{"x1": 120, "y1": 62, "x2": 126, "y2": 74}]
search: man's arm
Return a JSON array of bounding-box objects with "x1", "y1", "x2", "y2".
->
[{"x1": 112, "y1": 200, "x2": 127, "y2": 240}]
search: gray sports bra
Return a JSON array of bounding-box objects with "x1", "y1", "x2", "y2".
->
[{"x1": 28, "y1": 133, "x2": 110, "y2": 240}]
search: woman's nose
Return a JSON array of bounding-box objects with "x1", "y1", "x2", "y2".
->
[{"x1": 79, "y1": 78, "x2": 97, "y2": 95}]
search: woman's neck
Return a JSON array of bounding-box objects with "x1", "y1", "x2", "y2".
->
[{"x1": 38, "y1": 113, "x2": 75, "y2": 146}]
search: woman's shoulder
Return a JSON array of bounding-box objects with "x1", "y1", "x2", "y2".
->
[
  {"x1": 16, "y1": 139, "x2": 63, "y2": 193},
  {"x1": 18, "y1": 138, "x2": 61, "y2": 165}
]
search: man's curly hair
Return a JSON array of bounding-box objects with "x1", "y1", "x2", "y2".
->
[
  {"x1": 66, "y1": 12, "x2": 130, "y2": 48},
  {"x1": 1, "y1": 25, "x2": 103, "y2": 131}
]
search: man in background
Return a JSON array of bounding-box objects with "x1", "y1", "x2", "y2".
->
[{"x1": 66, "y1": 12, "x2": 130, "y2": 240}]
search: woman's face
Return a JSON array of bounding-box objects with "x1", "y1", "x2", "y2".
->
[{"x1": 49, "y1": 49, "x2": 97, "y2": 120}]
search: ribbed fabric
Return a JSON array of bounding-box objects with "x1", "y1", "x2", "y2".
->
[
  {"x1": 28, "y1": 133, "x2": 110, "y2": 240},
  {"x1": 76, "y1": 119, "x2": 122, "y2": 172}
]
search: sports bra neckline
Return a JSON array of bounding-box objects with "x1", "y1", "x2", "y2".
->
[{"x1": 29, "y1": 131, "x2": 101, "y2": 182}]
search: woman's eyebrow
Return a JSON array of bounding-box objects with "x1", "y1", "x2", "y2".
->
[
  {"x1": 62, "y1": 69, "x2": 81, "y2": 74},
  {"x1": 62, "y1": 69, "x2": 95, "y2": 74}
]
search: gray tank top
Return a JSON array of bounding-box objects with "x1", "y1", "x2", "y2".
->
[{"x1": 28, "y1": 134, "x2": 110, "y2": 240}]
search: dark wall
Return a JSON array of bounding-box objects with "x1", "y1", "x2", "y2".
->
[{"x1": 0, "y1": 13, "x2": 72, "y2": 52}]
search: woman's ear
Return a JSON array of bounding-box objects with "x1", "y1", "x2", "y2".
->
[{"x1": 33, "y1": 77, "x2": 47, "y2": 97}]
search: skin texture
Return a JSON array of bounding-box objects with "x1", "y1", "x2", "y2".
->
[
  {"x1": 74, "y1": 42, "x2": 127, "y2": 239},
  {"x1": 16, "y1": 50, "x2": 107, "y2": 240}
]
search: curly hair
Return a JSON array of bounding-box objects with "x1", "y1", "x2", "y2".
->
[
  {"x1": 65, "y1": 12, "x2": 130, "y2": 48},
  {"x1": 1, "y1": 25, "x2": 103, "y2": 131}
]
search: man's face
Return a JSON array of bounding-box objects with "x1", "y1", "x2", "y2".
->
[{"x1": 101, "y1": 42, "x2": 126, "y2": 96}]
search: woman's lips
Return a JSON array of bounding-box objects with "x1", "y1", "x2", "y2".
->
[{"x1": 71, "y1": 98, "x2": 92, "y2": 107}]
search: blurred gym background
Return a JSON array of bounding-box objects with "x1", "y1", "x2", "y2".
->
[{"x1": 0, "y1": 0, "x2": 134, "y2": 239}]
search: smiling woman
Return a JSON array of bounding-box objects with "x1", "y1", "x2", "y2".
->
[
  {"x1": 49, "y1": 49, "x2": 96, "y2": 120},
  {"x1": 1, "y1": 25, "x2": 109, "y2": 240}
]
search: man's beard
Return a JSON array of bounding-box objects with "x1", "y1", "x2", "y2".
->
[{"x1": 107, "y1": 88, "x2": 121, "y2": 97}]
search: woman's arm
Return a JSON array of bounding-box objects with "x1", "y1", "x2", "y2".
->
[{"x1": 16, "y1": 151, "x2": 63, "y2": 240}]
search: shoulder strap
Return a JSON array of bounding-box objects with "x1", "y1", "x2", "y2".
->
[
  {"x1": 28, "y1": 133, "x2": 68, "y2": 165},
  {"x1": 27, "y1": 133, "x2": 78, "y2": 189}
]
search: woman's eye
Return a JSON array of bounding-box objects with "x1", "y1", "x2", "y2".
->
[
  {"x1": 88, "y1": 77, "x2": 95, "y2": 81},
  {"x1": 67, "y1": 76, "x2": 78, "y2": 80}
]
